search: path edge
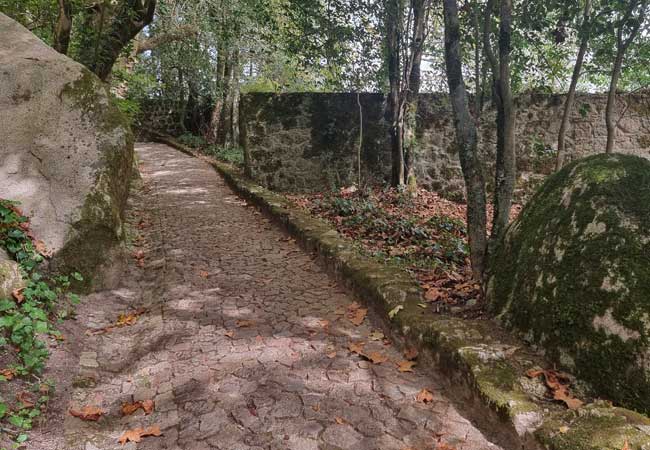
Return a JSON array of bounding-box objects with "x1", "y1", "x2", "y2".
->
[{"x1": 151, "y1": 134, "x2": 650, "y2": 450}]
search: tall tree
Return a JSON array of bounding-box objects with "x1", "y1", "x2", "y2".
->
[
  {"x1": 77, "y1": 0, "x2": 157, "y2": 81},
  {"x1": 605, "y1": 0, "x2": 648, "y2": 154},
  {"x1": 53, "y1": 0, "x2": 72, "y2": 55},
  {"x1": 442, "y1": 0, "x2": 487, "y2": 280},
  {"x1": 556, "y1": 0, "x2": 593, "y2": 170},
  {"x1": 385, "y1": 0, "x2": 431, "y2": 187},
  {"x1": 483, "y1": 0, "x2": 516, "y2": 243}
]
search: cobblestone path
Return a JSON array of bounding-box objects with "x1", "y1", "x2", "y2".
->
[{"x1": 63, "y1": 143, "x2": 503, "y2": 450}]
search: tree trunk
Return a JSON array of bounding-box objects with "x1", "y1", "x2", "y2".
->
[
  {"x1": 218, "y1": 49, "x2": 239, "y2": 147},
  {"x1": 484, "y1": 0, "x2": 516, "y2": 244},
  {"x1": 53, "y1": 0, "x2": 72, "y2": 55},
  {"x1": 472, "y1": 0, "x2": 482, "y2": 119},
  {"x1": 606, "y1": 0, "x2": 647, "y2": 154},
  {"x1": 387, "y1": 0, "x2": 405, "y2": 187},
  {"x1": 403, "y1": 0, "x2": 428, "y2": 185},
  {"x1": 207, "y1": 43, "x2": 228, "y2": 144},
  {"x1": 556, "y1": 0, "x2": 592, "y2": 170},
  {"x1": 442, "y1": 0, "x2": 488, "y2": 280},
  {"x1": 605, "y1": 51, "x2": 624, "y2": 154},
  {"x1": 77, "y1": 0, "x2": 157, "y2": 81}
]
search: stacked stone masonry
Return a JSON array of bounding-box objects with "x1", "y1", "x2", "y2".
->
[{"x1": 239, "y1": 92, "x2": 650, "y2": 198}]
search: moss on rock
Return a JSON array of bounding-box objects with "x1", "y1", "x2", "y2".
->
[{"x1": 487, "y1": 153, "x2": 650, "y2": 414}]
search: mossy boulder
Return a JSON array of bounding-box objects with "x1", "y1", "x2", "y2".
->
[
  {"x1": 0, "y1": 14, "x2": 134, "y2": 287},
  {"x1": 487, "y1": 153, "x2": 650, "y2": 415}
]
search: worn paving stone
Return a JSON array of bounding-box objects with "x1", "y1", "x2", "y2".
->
[{"x1": 62, "y1": 143, "x2": 503, "y2": 450}]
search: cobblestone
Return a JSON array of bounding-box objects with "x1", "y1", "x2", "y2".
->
[{"x1": 63, "y1": 143, "x2": 503, "y2": 450}]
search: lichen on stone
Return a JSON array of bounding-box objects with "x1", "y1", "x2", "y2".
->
[{"x1": 487, "y1": 153, "x2": 650, "y2": 414}]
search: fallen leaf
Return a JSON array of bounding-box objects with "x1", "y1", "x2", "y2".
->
[
  {"x1": 121, "y1": 399, "x2": 155, "y2": 416},
  {"x1": 416, "y1": 388, "x2": 434, "y2": 403},
  {"x1": 348, "y1": 341, "x2": 366, "y2": 355},
  {"x1": 388, "y1": 304, "x2": 404, "y2": 319},
  {"x1": 235, "y1": 319, "x2": 255, "y2": 328},
  {"x1": 368, "y1": 330, "x2": 385, "y2": 341},
  {"x1": 199, "y1": 270, "x2": 209, "y2": 278},
  {"x1": 349, "y1": 308, "x2": 367, "y2": 326},
  {"x1": 527, "y1": 369, "x2": 583, "y2": 410},
  {"x1": 1, "y1": 368, "x2": 15, "y2": 381},
  {"x1": 559, "y1": 426, "x2": 569, "y2": 434},
  {"x1": 69, "y1": 405, "x2": 104, "y2": 421},
  {"x1": 116, "y1": 313, "x2": 138, "y2": 327},
  {"x1": 425, "y1": 287, "x2": 444, "y2": 302},
  {"x1": 404, "y1": 347, "x2": 419, "y2": 361},
  {"x1": 34, "y1": 240, "x2": 53, "y2": 258},
  {"x1": 16, "y1": 392, "x2": 35, "y2": 408},
  {"x1": 397, "y1": 360, "x2": 416, "y2": 372},
  {"x1": 224, "y1": 330, "x2": 235, "y2": 338},
  {"x1": 334, "y1": 416, "x2": 347, "y2": 424},
  {"x1": 118, "y1": 425, "x2": 162, "y2": 444},
  {"x1": 365, "y1": 351, "x2": 388, "y2": 364},
  {"x1": 12, "y1": 288, "x2": 25, "y2": 304}
]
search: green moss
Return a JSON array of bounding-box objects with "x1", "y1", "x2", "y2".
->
[
  {"x1": 537, "y1": 405, "x2": 650, "y2": 450},
  {"x1": 488, "y1": 154, "x2": 650, "y2": 414}
]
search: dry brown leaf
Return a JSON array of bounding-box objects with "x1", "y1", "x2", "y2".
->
[
  {"x1": 235, "y1": 319, "x2": 255, "y2": 328},
  {"x1": 116, "y1": 313, "x2": 138, "y2": 327},
  {"x1": 118, "y1": 425, "x2": 162, "y2": 445},
  {"x1": 365, "y1": 351, "x2": 388, "y2": 365},
  {"x1": 121, "y1": 399, "x2": 155, "y2": 416},
  {"x1": 397, "y1": 360, "x2": 416, "y2": 373},
  {"x1": 348, "y1": 341, "x2": 366, "y2": 355},
  {"x1": 404, "y1": 347, "x2": 419, "y2": 361},
  {"x1": 224, "y1": 330, "x2": 235, "y2": 338},
  {"x1": 69, "y1": 405, "x2": 104, "y2": 421},
  {"x1": 199, "y1": 270, "x2": 209, "y2": 278},
  {"x1": 12, "y1": 288, "x2": 25, "y2": 304},
  {"x1": 527, "y1": 369, "x2": 583, "y2": 410},
  {"x1": 334, "y1": 416, "x2": 347, "y2": 424},
  {"x1": 34, "y1": 240, "x2": 53, "y2": 258},
  {"x1": 349, "y1": 308, "x2": 368, "y2": 326},
  {"x1": 368, "y1": 330, "x2": 385, "y2": 341},
  {"x1": 416, "y1": 388, "x2": 434, "y2": 403},
  {"x1": 1, "y1": 368, "x2": 15, "y2": 381},
  {"x1": 425, "y1": 287, "x2": 444, "y2": 302},
  {"x1": 16, "y1": 391, "x2": 35, "y2": 408}
]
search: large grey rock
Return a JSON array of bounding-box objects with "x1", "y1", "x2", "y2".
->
[
  {"x1": 0, "y1": 249, "x2": 25, "y2": 299},
  {"x1": 0, "y1": 14, "x2": 134, "y2": 285},
  {"x1": 487, "y1": 154, "x2": 650, "y2": 415}
]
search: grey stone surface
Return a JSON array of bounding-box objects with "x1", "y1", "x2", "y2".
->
[
  {"x1": 0, "y1": 13, "x2": 133, "y2": 281},
  {"x1": 0, "y1": 259, "x2": 25, "y2": 300},
  {"x1": 240, "y1": 92, "x2": 650, "y2": 200},
  {"x1": 62, "y1": 143, "x2": 502, "y2": 450}
]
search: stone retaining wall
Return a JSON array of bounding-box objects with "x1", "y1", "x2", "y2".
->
[{"x1": 240, "y1": 91, "x2": 650, "y2": 199}]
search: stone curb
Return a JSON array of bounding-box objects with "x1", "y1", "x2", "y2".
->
[{"x1": 152, "y1": 134, "x2": 650, "y2": 450}]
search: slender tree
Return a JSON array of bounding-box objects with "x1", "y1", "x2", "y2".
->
[
  {"x1": 556, "y1": 0, "x2": 593, "y2": 170},
  {"x1": 483, "y1": 0, "x2": 516, "y2": 243},
  {"x1": 442, "y1": 0, "x2": 488, "y2": 280},
  {"x1": 53, "y1": 0, "x2": 72, "y2": 55},
  {"x1": 605, "y1": 0, "x2": 648, "y2": 154}
]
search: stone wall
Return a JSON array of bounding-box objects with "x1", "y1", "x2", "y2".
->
[{"x1": 239, "y1": 91, "x2": 650, "y2": 199}]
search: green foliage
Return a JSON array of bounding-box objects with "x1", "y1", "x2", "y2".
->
[
  {"x1": 177, "y1": 133, "x2": 208, "y2": 149},
  {"x1": 205, "y1": 145, "x2": 245, "y2": 167},
  {"x1": 312, "y1": 192, "x2": 468, "y2": 269},
  {"x1": 0, "y1": 200, "x2": 80, "y2": 444}
]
